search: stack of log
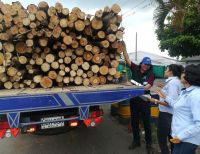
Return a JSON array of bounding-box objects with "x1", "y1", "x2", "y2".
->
[{"x1": 0, "y1": 1, "x2": 125, "y2": 89}]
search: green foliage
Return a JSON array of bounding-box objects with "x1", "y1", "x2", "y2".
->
[{"x1": 154, "y1": 0, "x2": 200, "y2": 57}]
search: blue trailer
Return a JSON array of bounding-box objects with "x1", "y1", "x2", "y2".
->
[{"x1": 0, "y1": 83, "x2": 144, "y2": 139}]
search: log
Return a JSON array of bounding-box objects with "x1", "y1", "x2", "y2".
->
[
  {"x1": 63, "y1": 77, "x2": 70, "y2": 84},
  {"x1": 33, "y1": 75, "x2": 42, "y2": 83},
  {"x1": 71, "y1": 63, "x2": 78, "y2": 71},
  {"x1": 79, "y1": 37, "x2": 88, "y2": 46},
  {"x1": 35, "y1": 57, "x2": 43, "y2": 65},
  {"x1": 111, "y1": 4, "x2": 121, "y2": 14},
  {"x1": 53, "y1": 26, "x2": 62, "y2": 38},
  {"x1": 83, "y1": 78, "x2": 90, "y2": 86},
  {"x1": 114, "y1": 71, "x2": 121, "y2": 78},
  {"x1": 7, "y1": 67, "x2": 18, "y2": 77},
  {"x1": 63, "y1": 35, "x2": 72, "y2": 45},
  {"x1": 108, "y1": 68, "x2": 117, "y2": 75},
  {"x1": 83, "y1": 52, "x2": 93, "y2": 61},
  {"x1": 65, "y1": 49, "x2": 73, "y2": 56},
  {"x1": 92, "y1": 54, "x2": 102, "y2": 64},
  {"x1": 59, "y1": 70, "x2": 65, "y2": 76},
  {"x1": 97, "y1": 31, "x2": 105, "y2": 39},
  {"x1": 75, "y1": 20, "x2": 85, "y2": 31},
  {"x1": 56, "y1": 75, "x2": 63, "y2": 83},
  {"x1": 27, "y1": 4, "x2": 38, "y2": 14},
  {"x1": 77, "y1": 69, "x2": 83, "y2": 76},
  {"x1": 4, "y1": 81, "x2": 13, "y2": 89},
  {"x1": 45, "y1": 54, "x2": 55, "y2": 63},
  {"x1": 59, "y1": 64, "x2": 65, "y2": 70},
  {"x1": 99, "y1": 66, "x2": 108, "y2": 75},
  {"x1": 62, "y1": 8, "x2": 69, "y2": 16},
  {"x1": 99, "y1": 76, "x2": 106, "y2": 84},
  {"x1": 0, "y1": 52, "x2": 4, "y2": 65},
  {"x1": 41, "y1": 62, "x2": 50, "y2": 72},
  {"x1": 107, "y1": 34, "x2": 116, "y2": 42},
  {"x1": 40, "y1": 76, "x2": 53, "y2": 88},
  {"x1": 92, "y1": 46, "x2": 100, "y2": 54},
  {"x1": 116, "y1": 30, "x2": 123, "y2": 40},
  {"x1": 48, "y1": 70, "x2": 57, "y2": 79},
  {"x1": 75, "y1": 47, "x2": 84, "y2": 56},
  {"x1": 107, "y1": 75, "x2": 113, "y2": 81},
  {"x1": 36, "y1": 10, "x2": 47, "y2": 21},
  {"x1": 82, "y1": 62, "x2": 90, "y2": 70},
  {"x1": 70, "y1": 70, "x2": 76, "y2": 77},
  {"x1": 87, "y1": 71, "x2": 94, "y2": 78},
  {"x1": 71, "y1": 40, "x2": 79, "y2": 49},
  {"x1": 111, "y1": 60, "x2": 119, "y2": 68},
  {"x1": 100, "y1": 40, "x2": 110, "y2": 48},
  {"x1": 64, "y1": 56, "x2": 72, "y2": 64},
  {"x1": 91, "y1": 18, "x2": 103, "y2": 30},
  {"x1": 58, "y1": 51, "x2": 65, "y2": 58},
  {"x1": 74, "y1": 76, "x2": 83, "y2": 85},
  {"x1": 90, "y1": 76, "x2": 100, "y2": 86},
  {"x1": 75, "y1": 57, "x2": 83, "y2": 66},
  {"x1": 26, "y1": 39, "x2": 34, "y2": 47},
  {"x1": 3, "y1": 42, "x2": 14, "y2": 52},
  {"x1": 95, "y1": 9, "x2": 103, "y2": 18},
  {"x1": 60, "y1": 18, "x2": 68, "y2": 28},
  {"x1": 51, "y1": 61, "x2": 59, "y2": 69},
  {"x1": 16, "y1": 42, "x2": 27, "y2": 54},
  {"x1": 38, "y1": 1, "x2": 49, "y2": 11},
  {"x1": 82, "y1": 73, "x2": 87, "y2": 78},
  {"x1": 13, "y1": 82, "x2": 20, "y2": 89},
  {"x1": 91, "y1": 65, "x2": 99, "y2": 73},
  {"x1": 39, "y1": 38, "x2": 48, "y2": 47},
  {"x1": 64, "y1": 67, "x2": 70, "y2": 73},
  {"x1": 0, "y1": 66, "x2": 6, "y2": 73},
  {"x1": 55, "y1": 2, "x2": 63, "y2": 13}
]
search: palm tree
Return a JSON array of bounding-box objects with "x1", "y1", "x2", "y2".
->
[{"x1": 153, "y1": 0, "x2": 191, "y2": 31}]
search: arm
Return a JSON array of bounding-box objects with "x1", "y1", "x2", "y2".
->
[
  {"x1": 149, "y1": 98, "x2": 168, "y2": 106},
  {"x1": 156, "y1": 88, "x2": 176, "y2": 107},
  {"x1": 176, "y1": 94, "x2": 200, "y2": 141},
  {"x1": 122, "y1": 41, "x2": 131, "y2": 67},
  {"x1": 144, "y1": 73, "x2": 155, "y2": 90}
]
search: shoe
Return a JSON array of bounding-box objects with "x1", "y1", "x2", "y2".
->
[
  {"x1": 128, "y1": 142, "x2": 141, "y2": 150},
  {"x1": 146, "y1": 144, "x2": 154, "y2": 154}
]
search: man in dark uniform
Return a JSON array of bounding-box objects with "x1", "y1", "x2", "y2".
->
[{"x1": 123, "y1": 43, "x2": 155, "y2": 154}]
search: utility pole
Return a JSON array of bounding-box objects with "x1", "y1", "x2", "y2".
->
[{"x1": 135, "y1": 32, "x2": 137, "y2": 61}]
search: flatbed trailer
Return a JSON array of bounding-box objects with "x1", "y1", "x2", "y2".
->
[{"x1": 0, "y1": 83, "x2": 144, "y2": 138}]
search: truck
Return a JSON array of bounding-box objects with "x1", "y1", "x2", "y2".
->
[{"x1": 0, "y1": 82, "x2": 144, "y2": 139}]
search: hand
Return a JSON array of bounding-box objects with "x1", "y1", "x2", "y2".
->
[
  {"x1": 157, "y1": 83, "x2": 164, "y2": 88},
  {"x1": 156, "y1": 87, "x2": 166, "y2": 99},
  {"x1": 170, "y1": 137, "x2": 181, "y2": 144}
]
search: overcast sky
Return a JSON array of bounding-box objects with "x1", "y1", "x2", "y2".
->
[{"x1": 3, "y1": 0, "x2": 170, "y2": 57}]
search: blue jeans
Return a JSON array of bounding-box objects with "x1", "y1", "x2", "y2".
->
[{"x1": 172, "y1": 142, "x2": 198, "y2": 154}]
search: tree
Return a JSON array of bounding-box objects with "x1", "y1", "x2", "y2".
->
[{"x1": 154, "y1": 0, "x2": 200, "y2": 57}]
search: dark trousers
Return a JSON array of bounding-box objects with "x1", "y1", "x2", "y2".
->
[
  {"x1": 157, "y1": 111, "x2": 173, "y2": 154},
  {"x1": 172, "y1": 142, "x2": 198, "y2": 154},
  {"x1": 130, "y1": 97, "x2": 152, "y2": 145}
]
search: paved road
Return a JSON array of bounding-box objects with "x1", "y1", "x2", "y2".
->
[{"x1": 0, "y1": 105, "x2": 149, "y2": 154}]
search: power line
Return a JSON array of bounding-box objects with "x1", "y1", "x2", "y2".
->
[
  {"x1": 122, "y1": 0, "x2": 149, "y2": 16},
  {"x1": 122, "y1": 1, "x2": 152, "y2": 19}
]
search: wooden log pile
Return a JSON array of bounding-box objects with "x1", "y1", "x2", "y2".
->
[{"x1": 0, "y1": 1, "x2": 125, "y2": 89}]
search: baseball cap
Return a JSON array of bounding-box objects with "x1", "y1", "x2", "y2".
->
[{"x1": 141, "y1": 57, "x2": 151, "y2": 65}]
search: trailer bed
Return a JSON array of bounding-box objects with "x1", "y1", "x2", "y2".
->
[{"x1": 0, "y1": 83, "x2": 144, "y2": 128}]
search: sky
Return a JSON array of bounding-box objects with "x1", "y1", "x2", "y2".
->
[{"x1": 2, "y1": 0, "x2": 170, "y2": 57}]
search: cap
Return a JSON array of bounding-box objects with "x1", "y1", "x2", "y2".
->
[{"x1": 141, "y1": 57, "x2": 151, "y2": 65}]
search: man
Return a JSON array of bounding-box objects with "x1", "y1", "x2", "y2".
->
[{"x1": 123, "y1": 42, "x2": 155, "y2": 154}]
